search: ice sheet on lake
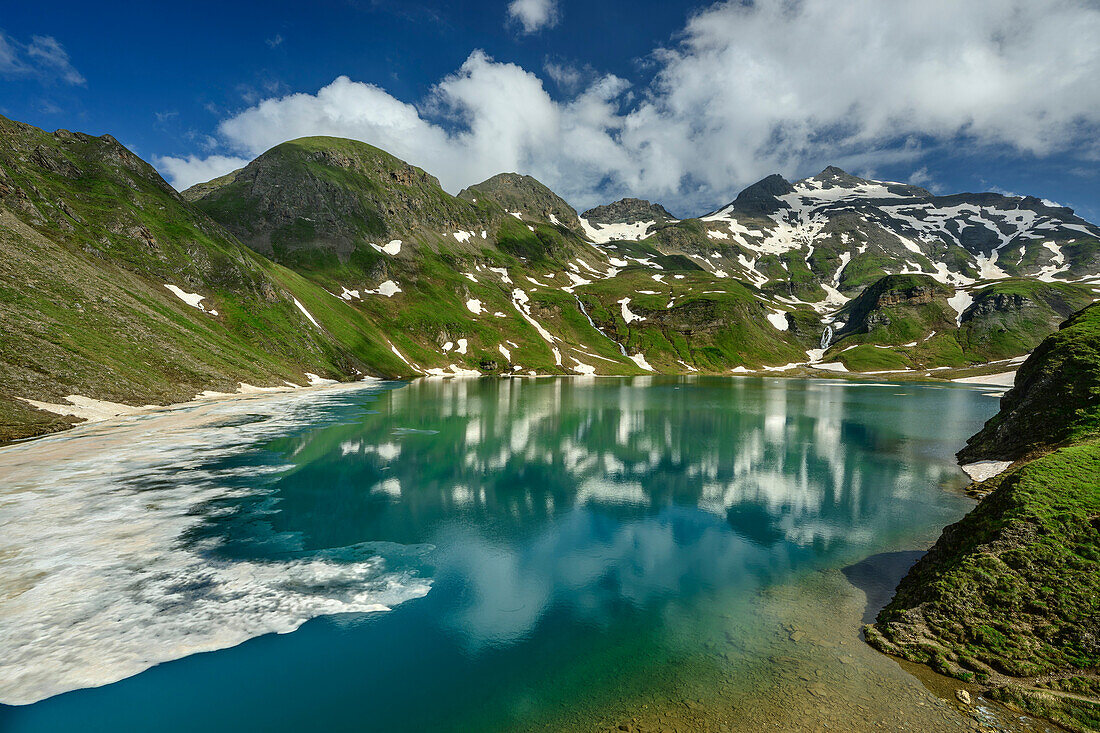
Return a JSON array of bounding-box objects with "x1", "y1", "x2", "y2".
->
[{"x1": 0, "y1": 384, "x2": 431, "y2": 705}]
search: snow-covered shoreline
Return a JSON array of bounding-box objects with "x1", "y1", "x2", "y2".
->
[{"x1": 11, "y1": 375, "x2": 363, "y2": 438}]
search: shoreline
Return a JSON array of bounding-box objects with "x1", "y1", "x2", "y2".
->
[
  {"x1": 4, "y1": 365, "x2": 1014, "y2": 448},
  {"x1": 2, "y1": 377, "x2": 380, "y2": 448}
]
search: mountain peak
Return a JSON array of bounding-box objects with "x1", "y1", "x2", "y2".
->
[
  {"x1": 190, "y1": 135, "x2": 483, "y2": 259},
  {"x1": 722, "y1": 173, "x2": 795, "y2": 215},
  {"x1": 796, "y1": 165, "x2": 933, "y2": 199},
  {"x1": 808, "y1": 165, "x2": 868, "y2": 188},
  {"x1": 458, "y1": 172, "x2": 579, "y2": 228},
  {"x1": 581, "y1": 198, "x2": 675, "y2": 225}
]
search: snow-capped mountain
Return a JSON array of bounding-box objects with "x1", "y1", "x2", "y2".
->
[
  {"x1": 3, "y1": 114, "x2": 1100, "y2": 441},
  {"x1": 587, "y1": 166, "x2": 1100, "y2": 305}
]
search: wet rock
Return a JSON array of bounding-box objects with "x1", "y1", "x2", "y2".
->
[{"x1": 955, "y1": 688, "x2": 971, "y2": 705}]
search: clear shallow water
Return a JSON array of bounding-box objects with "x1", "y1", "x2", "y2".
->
[{"x1": 0, "y1": 377, "x2": 1001, "y2": 731}]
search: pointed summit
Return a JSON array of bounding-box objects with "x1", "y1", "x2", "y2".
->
[
  {"x1": 725, "y1": 173, "x2": 795, "y2": 215},
  {"x1": 797, "y1": 166, "x2": 933, "y2": 198},
  {"x1": 808, "y1": 166, "x2": 870, "y2": 188}
]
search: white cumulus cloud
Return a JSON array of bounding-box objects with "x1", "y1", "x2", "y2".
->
[
  {"x1": 155, "y1": 154, "x2": 250, "y2": 191},
  {"x1": 507, "y1": 0, "x2": 559, "y2": 34},
  {"x1": 159, "y1": 0, "x2": 1100, "y2": 213}
]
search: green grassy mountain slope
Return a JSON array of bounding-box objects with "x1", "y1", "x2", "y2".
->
[
  {"x1": 957, "y1": 279, "x2": 1097, "y2": 368},
  {"x1": 187, "y1": 134, "x2": 824, "y2": 379},
  {"x1": 458, "y1": 172, "x2": 581, "y2": 229},
  {"x1": 867, "y1": 303, "x2": 1100, "y2": 732},
  {"x1": 817, "y1": 275, "x2": 1096, "y2": 372},
  {"x1": 0, "y1": 116, "x2": 411, "y2": 441},
  {"x1": 959, "y1": 303, "x2": 1100, "y2": 462},
  {"x1": 191, "y1": 136, "x2": 489, "y2": 272}
]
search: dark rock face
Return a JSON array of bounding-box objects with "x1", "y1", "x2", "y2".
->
[
  {"x1": 966, "y1": 292, "x2": 1030, "y2": 319},
  {"x1": 872, "y1": 285, "x2": 938, "y2": 308},
  {"x1": 837, "y1": 274, "x2": 952, "y2": 335},
  {"x1": 726, "y1": 173, "x2": 795, "y2": 215},
  {"x1": 458, "y1": 172, "x2": 580, "y2": 229},
  {"x1": 581, "y1": 198, "x2": 675, "y2": 225}
]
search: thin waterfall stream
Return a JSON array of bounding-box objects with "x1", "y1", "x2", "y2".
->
[{"x1": 574, "y1": 294, "x2": 628, "y2": 355}]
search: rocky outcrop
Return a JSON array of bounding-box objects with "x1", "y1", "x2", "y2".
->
[
  {"x1": 836, "y1": 274, "x2": 953, "y2": 336},
  {"x1": 581, "y1": 197, "x2": 675, "y2": 225}
]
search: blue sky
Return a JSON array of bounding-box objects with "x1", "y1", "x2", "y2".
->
[{"x1": 2, "y1": 0, "x2": 1099, "y2": 219}]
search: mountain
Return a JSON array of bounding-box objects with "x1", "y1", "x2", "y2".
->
[
  {"x1": 587, "y1": 166, "x2": 1100, "y2": 299},
  {"x1": 187, "y1": 135, "x2": 827, "y2": 382},
  {"x1": 582, "y1": 198, "x2": 675, "y2": 225},
  {"x1": 867, "y1": 303, "x2": 1100, "y2": 733},
  {"x1": 190, "y1": 136, "x2": 491, "y2": 271},
  {"x1": 578, "y1": 197, "x2": 676, "y2": 243},
  {"x1": 5, "y1": 114, "x2": 1100, "y2": 441},
  {"x1": 458, "y1": 172, "x2": 581, "y2": 229},
  {"x1": 0, "y1": 117, "x2": 413, "y2": 441}
]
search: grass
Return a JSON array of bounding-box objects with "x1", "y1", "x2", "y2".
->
[
  {"x1": 867, "y1": 302, "x2": 1100, "y2": 733},
  {"x1": 960, "y1": 302, "x2": 1100, "y2": 461},
  {"x1": 833, "y1": 345, "x2": 912, "y2": 371},
  {"x1": 575, "y1": 270, "x2": 813, "y2": 370},
  {"x1": 871, "y1": 440, "x2": 1100, "y2": 678}
]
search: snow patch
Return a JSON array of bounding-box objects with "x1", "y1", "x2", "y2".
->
[
  {"x1": 165, "y1": 285, "x2": 218, "y2": 316},
  {"x1": 579, "y1": 218, "x2": 654, "y2": 244},
  {"x1": 953, "y1": 371, "x2": 1016, "y2": 387},
  {"x1": 813, "y1": 362, "x2": 849, "y2": 373},
  {"x1": 618, "y1": 298, "x2": 645, "y2": 323},
  {"x1": 570, "y1": 357, "x2": 596, "y2": 375},
  {"x1": 370, "y1": 240, "x2": 402, "y2": 255},
  {"x1": 766, "y1": 310, "x2": 788, "y2": 331},
  {"x1": 292, "y1": 298, "x2": 321, "y2": 328},
  {"x1": 960, "y1": 460, "x2": 1013, "y2": 482},
  {"x1": 947, "y1": 290, "x2": 974, "y2": 326}
]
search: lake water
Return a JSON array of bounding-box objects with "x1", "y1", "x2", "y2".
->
[{"x1": 0, "y1": 377, "x2": 1008, "y2": 731}]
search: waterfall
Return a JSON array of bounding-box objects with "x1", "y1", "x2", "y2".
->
[
  {"x1": 574, "y1": 295, "x2": 628, "y2": 355},
  {"x1": 820, "y1": 325, "x2": 834, "y2": 350}
]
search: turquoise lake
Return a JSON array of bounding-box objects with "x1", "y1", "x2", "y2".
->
[{"x1": 0, "y1": 377, "x2": 1005, "y2": 731}]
